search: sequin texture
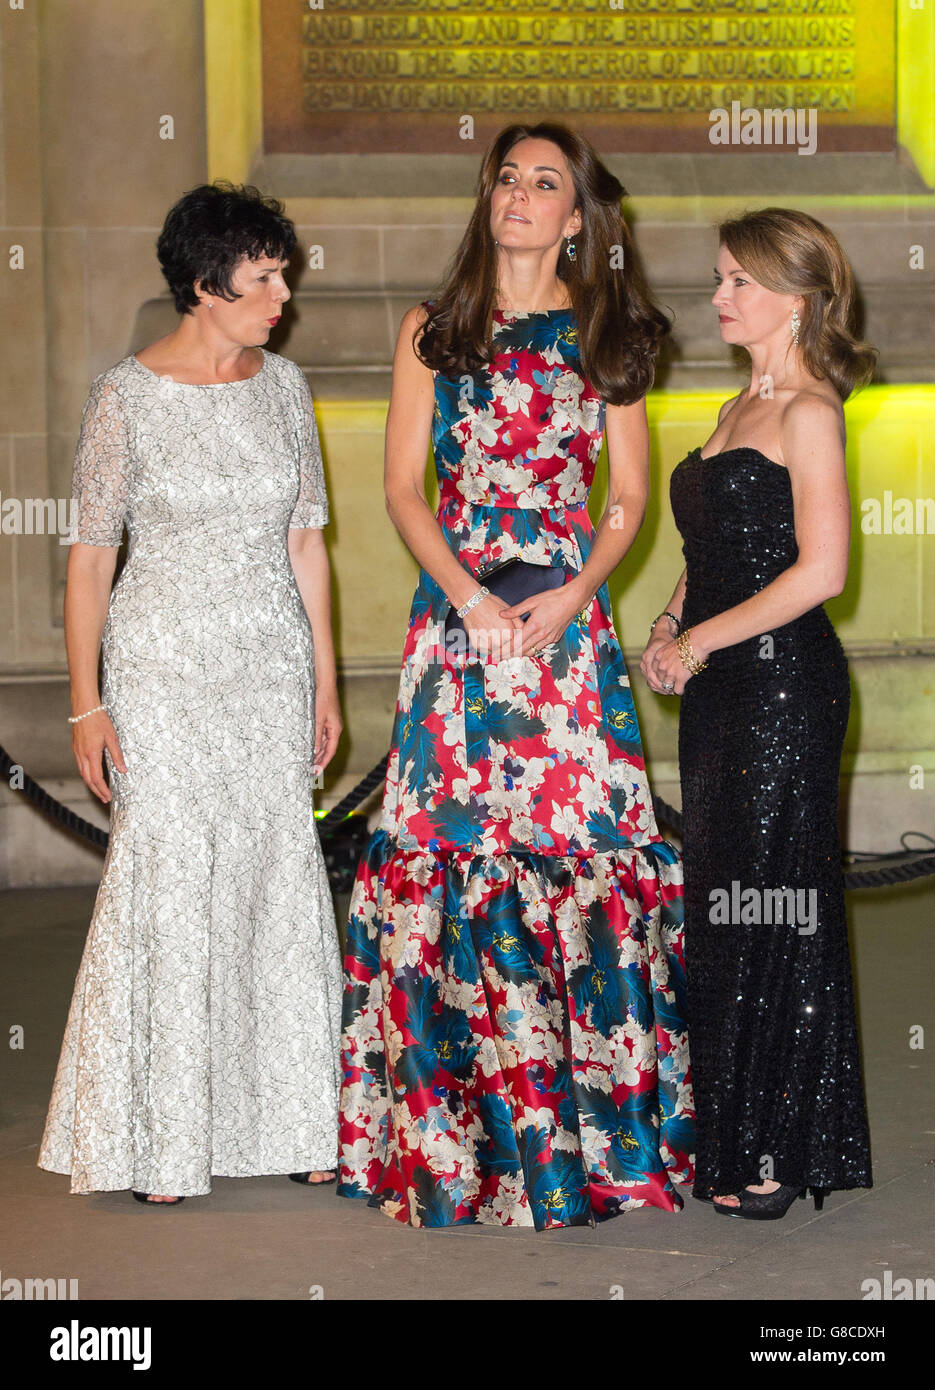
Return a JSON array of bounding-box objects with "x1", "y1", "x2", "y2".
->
[{"x1": 670, "y1": 446, "x2": 872, "y2": 1198}]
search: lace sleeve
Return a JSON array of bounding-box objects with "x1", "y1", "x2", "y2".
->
[
  {"x1": 289, "y1": 365, "x2": 329, "y2": 530},
  {"x1": 71, "y1": 373, "x2": 131, "y2": 546}
]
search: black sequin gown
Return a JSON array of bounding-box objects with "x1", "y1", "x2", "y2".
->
[{"x1": 670, "y1": 446, "x2": 872, "y2": 1199}]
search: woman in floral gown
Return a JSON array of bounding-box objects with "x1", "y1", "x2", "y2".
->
[{"x1": 338, "y1": 123, "x2": 694, "y2": 1230}]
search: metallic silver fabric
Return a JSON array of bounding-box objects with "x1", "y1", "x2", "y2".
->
[{"x1": 39, "y1": 350, "x2": 342, "y2": 1195}]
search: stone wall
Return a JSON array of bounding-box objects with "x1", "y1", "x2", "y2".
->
[{"x1": 1, "y1": 1, "x2": 932, "y2": 887}]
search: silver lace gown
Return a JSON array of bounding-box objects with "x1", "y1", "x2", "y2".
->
[{"x1": 38, "y1": 349, "x2": 343, "y2": 1195}]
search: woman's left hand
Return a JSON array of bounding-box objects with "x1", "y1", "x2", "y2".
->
[
  {"x1": 498, "y1": 584, "x2": 588, "y2": 659},
  {"x1": 312, "y1": 684, "x2": 342, "y2": 778}
]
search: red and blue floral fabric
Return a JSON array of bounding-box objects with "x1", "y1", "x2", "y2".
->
[{"x1": 337, "y1": 307, "x2": 694, "y2": 1228}]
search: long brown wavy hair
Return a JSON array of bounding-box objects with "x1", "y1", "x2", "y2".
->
[
  {"x1": 718, "y1": 207, "x2": 877, "y2": 399},
  {"x1": 415, "y1": 123, "x2": 670, "y2": 405}
]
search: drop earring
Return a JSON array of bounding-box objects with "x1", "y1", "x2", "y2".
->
[
  {"x1": 791, "y1": 306, "x2": 801, "y2": 345},
  {"x1": 565, "y1": 238, "x2": 577, "y2": 262}
]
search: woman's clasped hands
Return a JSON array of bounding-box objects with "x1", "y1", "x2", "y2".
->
[
  {"x1": 640, "y1": 627, "x2": 708, "y2": 697},
  {"x1": 463, "y1": 579, "x2": 587, "y2": 661}
]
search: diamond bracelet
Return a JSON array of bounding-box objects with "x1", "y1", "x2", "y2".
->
[{"x1": 456, "y1": 585, "x2": 490, "y2": 619}]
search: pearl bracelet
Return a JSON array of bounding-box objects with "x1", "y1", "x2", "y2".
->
[
  {"x1": 650, "y1": 610, "x2": 681, "y2": 636},
  {"x1": 68, "y1": 704, "x2": 107, "y2": 724},
  {"x1": 456, "y1": 585, "x2": 490, "y2": 619}
]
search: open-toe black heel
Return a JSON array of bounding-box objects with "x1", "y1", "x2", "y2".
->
[
  {"x1": 737, "y1": 1183, "x2": 827, "y2": 1220},
  {"x1": 288, "y1": 1172, "x2": 336, "y2": 1185},
  {"x1": 131, "y1": 1191, "x2": 185, "y2": 1205}
]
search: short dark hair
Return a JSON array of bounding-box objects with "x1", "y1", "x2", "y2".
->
[{"x1": 157, "y1": 181, "x2": 298, "y2": 314}]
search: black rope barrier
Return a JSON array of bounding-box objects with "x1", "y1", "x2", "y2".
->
[
  {"x1": 1, "y1": 745, "x2": 110, "y2": 851},
  {"x1": 318, "y1": 755, "x2": 389, "y2": 831},
  {"x1": 2, "y1": 742, "x2": 933, "y2": 894}
]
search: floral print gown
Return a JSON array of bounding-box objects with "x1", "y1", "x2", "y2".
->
[{"x1": 338, "y1": 306, "x2": 694, "y2": 1229}]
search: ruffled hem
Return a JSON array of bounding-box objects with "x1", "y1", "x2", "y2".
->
[{"x1": 337, "y1": 828, "x2": 695, "y2": 1230}]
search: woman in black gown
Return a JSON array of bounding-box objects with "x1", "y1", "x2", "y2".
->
[{"x1": 641, "y1": 208, "x2": 875, "y2": 1219}]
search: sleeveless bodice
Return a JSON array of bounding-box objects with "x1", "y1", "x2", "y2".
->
[
  {"x1": 668, "y1": 443, "x2": 870, "y2": 1201},
  {"x1": 425, "y1": 308, "x2": 605, "y2": 579},
  {"x1": 670, "y1": 445, "x2": 801, "y2": 625}
]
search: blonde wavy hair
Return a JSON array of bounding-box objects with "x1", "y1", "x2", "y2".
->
[{"x1": 718, "y1": 207, "x2": 877, "y2": 399}]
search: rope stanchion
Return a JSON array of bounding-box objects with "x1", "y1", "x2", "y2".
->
[
  {"x1": 317, "y1": 756, "x2": 388, "y2": 832},
  {"x1": 841, "y1": 833, "x2": 935, "y2": 891},
  {"x1": 2, "y1": 742, "x2": 933, "y2": 893},
  {"x1": 1, "y1": 744, "x2": 109, "y2": 850}
]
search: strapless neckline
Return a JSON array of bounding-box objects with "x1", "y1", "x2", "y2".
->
[{"x1": 694, "y1": 444, "x2": 787, "y2": 471}]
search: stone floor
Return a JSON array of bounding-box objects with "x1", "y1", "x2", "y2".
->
[{"x1": 1, "y1": 879, "x2": 933, "y2": 1304}]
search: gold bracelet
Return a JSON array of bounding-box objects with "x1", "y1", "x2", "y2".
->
[{"x1": 676, "y1": 628, "x2": 708, "y2": 675}]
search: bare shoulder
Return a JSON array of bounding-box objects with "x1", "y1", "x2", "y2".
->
[
  {"x1": 780, "y1": 386, "x2": 845, "y2": 455},
  {"x1": 394, "y1": 302, "x2": 435, "y2": 375},
  {"x1": 778, "y1": 387, "x2": 847, "y2": 485},
  {"x1": 716, "y1": 390, "x2": 744, "y2": 424},
  {"x1": 398, "y1": 301, "x2": 432, "y2": 341}
]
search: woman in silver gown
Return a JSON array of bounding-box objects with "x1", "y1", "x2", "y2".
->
[{"x1": 38, "y1": 183, "x2": 343, "y2": 1204}]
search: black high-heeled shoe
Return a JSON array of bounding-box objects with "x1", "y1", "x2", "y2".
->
[
  {"x1": 728, "y1": 1184, "x2": 826, "y2": 1220},
  {"x1": 288, "y1": 1171, "x2": 337, "y2": 1186},
  {"x1": 131, "y1": 1191, "x2": 185, "y2": 1205}
]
